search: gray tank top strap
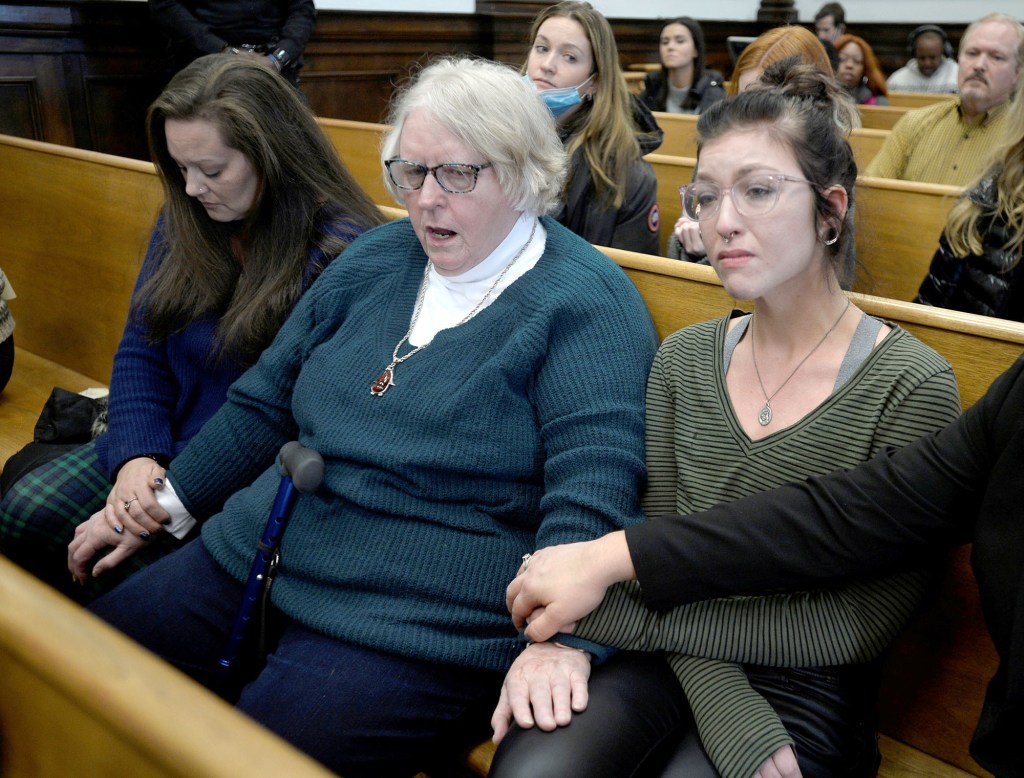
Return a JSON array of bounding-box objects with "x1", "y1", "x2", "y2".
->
[
  {"x1": 834, "y1": 313, "x2": 884, "y2": 391},
  {"x1": 721, "y1": 315, "x2": 750, "y2": 374},
  {"x1": 722, "y1": 312, "x2": 884, "y2": 394}
]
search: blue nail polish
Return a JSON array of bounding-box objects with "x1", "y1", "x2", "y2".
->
[
  {"x1": 114, "y1": 526, "x2": 123, "y2": 535},
  {"x1": 140, "y1": 531, "x2": 151, "y2": 541},
  {"x1": 154, "y1": 478, "x2": 164, "y2": 486}
]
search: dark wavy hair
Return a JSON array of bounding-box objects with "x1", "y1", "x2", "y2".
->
[{"x1": 140, "y1": 54, "x2": 384, "y2": 363}]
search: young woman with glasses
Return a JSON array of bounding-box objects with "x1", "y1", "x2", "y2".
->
[{"x1": 490, "y1": 59, "x2": 961, "y2": 778}]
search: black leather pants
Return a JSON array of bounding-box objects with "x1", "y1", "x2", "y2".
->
[{"x1": 490, "y1": 652, "x2": 881, "y2": 778}]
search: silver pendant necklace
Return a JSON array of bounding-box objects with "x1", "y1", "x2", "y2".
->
[
  {"x1": 750, "y1": 298, "x2": 851, "y2": 427},
  {"x1": 370, "y1": 219, "x2": 537, "y2": 396}
]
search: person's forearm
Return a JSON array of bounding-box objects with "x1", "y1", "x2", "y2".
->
[
  {"x1": 577, "y1": 569, "x2": 928, "y2": 666},
  {"x1": 511, "y1": 530, "x2": 637, "y2": 642},
  {"x1": 624, "y1": 438, "x2": 971, "y2": 611}
]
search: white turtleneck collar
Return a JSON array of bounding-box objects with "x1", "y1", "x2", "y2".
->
[{"x1": 410, "y1": 213, "x2": 545, "y2": 346}]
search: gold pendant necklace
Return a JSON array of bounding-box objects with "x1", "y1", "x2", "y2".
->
[
  {"x1": 370, "y1": 219, "x2": 537, "y2": 396},
  {"x1": 750, "y1": 298, "x2": 850, "y2": 427}
]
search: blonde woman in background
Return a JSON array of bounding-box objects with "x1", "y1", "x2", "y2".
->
[{"x1": 915, "y1": 74, "x2": 1024, "y2": 321}]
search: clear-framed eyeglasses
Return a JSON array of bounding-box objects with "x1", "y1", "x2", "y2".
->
[
  {"x1": 679, "y1": 174, "x2": 815, "y2": 222},
  {"x1": 385, "y1": 159, "x2": 493, "y2": 194}
]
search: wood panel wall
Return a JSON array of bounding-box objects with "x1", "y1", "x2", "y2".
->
[{"x1": 0, "y1": 1, "x2": 966, "y2": 162}]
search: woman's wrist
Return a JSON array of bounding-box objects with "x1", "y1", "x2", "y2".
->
[
  {"x1": 134, "y1": 453, "x2": 170, "y2": 468},
  {"x1": 593, "y1": 531, "x2": 636, "y2": 586}
]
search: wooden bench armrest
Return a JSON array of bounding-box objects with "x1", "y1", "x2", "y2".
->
[{"x1": 0, "y1": 555, "x2": 335, "y2": 777}]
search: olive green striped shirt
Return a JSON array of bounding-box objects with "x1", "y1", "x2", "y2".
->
[{"x1": 577, "y1": 313, "x2": 961, "y2": 777}]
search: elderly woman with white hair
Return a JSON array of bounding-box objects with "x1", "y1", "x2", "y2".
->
[{"x1": 75, "y1": 55, "x2": 658, "y2": 777}]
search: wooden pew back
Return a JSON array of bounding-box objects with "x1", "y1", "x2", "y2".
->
[
  {"x1": 316, "y1": 117, "x2": 391, "y2": 206},
  {"x1": 853, "y1": 176, "x2": 963, "y2": 301},
  {"x1": 623, "y1": 70, "x2": 646, "y2": 95},
  {"x1": 859, "y1": 103, "x2": 912, "y2": 130},
  {"x1": 653, "y1": 111, "x2": 888, "y2": 170},
  {"x1": 0, "y1": 134, "x2": 162, "y2": 382},
  {"x1": 887, "y1": 91, "x2": 957, "y2": 110}
]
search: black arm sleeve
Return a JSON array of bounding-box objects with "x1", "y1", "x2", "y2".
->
[{"x1": 625, "y1": 353, "x2": 1024, "y2": 610}]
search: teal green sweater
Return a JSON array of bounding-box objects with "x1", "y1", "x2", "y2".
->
[{"x1": 169, "y1": 216, "x2": 658, "y2": 672}]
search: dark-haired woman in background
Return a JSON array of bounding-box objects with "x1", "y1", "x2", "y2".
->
[
  {"x1": 835, "y1": 33, "x2": 890, "y2": 105},
  {"x1": 0, "y1": 54, "x2": 383, "y2": 601},
  {"x1": 639, "y1": 17, "x2": 725, "y2": 116}
]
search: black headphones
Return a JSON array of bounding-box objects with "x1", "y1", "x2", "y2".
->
[{"x1": 907, "y1": 24, "x2": 954, "y2": 59}]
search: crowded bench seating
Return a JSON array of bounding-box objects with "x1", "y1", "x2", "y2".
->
[
  {"x1": 1, "y1": 133, "x2": 1017, "y2": 777},
  {"x1": 316, "y1": 118, "x2": 963, "y2": 304},
  {"x1": 653, "y1": 111, "x2": 890, "y2": 169}
]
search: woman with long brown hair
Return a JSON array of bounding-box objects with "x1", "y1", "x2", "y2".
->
[
  {"x1": 523, "y1": 1, "x2": 663, "y2": 255},
  {"x1": 0, "y1": 54, "x2": 383, "y2": 601}
]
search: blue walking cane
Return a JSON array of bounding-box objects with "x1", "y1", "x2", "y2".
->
[{"x1": 216, "y1": 441, "x2": 323, "y2": 692}]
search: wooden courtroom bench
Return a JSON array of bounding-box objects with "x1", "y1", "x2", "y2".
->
[
  {"x1": 643, "y1": 153, "x2": 962, "y2": 301},
  {"x1": 623, "y1": 70, "x2": 645, "y2": 95},
  {"x1": 317, "y1": 117, "x2": 391, "y2": 207},
  {"x1": 2, "y1": 134, "x2": 1015, "y2": 778},
  {"x1": 859, "y1": 103, "x2": 913, "y2": 130},
  {"x1": 0, "y1": 555, "x2": 337, "y2": 778},
  {"x1": 853, "y1": 176, "x2": 964, "y2": 301},
  {"x1": 653, "y1": 110, "x2": 889, "y2": 170},
  {"x1": 887, "y1": 91, "x2": 957, "y2": 110}
]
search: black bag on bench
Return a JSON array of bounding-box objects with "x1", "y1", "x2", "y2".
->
[{"x1": 0, "y1": 387, "x2": 108, "y2": 496}]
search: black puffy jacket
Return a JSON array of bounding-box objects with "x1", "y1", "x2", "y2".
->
[{"x1": 915, "y1": 174, "x2": 1024, "y2": 322}]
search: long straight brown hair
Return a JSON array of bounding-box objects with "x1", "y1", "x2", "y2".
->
[
  {"x1": 140, "y1": 54, "x2": 384, "y2": 364},
  {"x1": 528, "y1": 1, "x2": 645, "y2": 209}
]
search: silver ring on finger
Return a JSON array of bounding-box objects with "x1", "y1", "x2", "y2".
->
[
  {"x1": 520, "y1": 552, "x2": 532, "y2": 573},
  {"x1": 124, "y1": 497, "x2": 138, "y2": 512}
]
